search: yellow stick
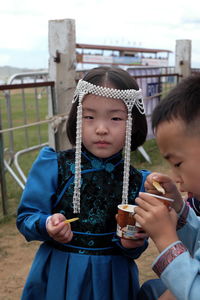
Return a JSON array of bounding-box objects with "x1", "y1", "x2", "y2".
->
[
  {"x1": 63, "y1": 217, "x2": 79, "y2": 224},
  {"x1": 152, "y1": 180, "x2": 165, "y2": 195}
]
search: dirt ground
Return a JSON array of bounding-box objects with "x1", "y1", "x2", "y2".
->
[{"x1": 0, "y1": 217, "x2": 159, "y2": 300}]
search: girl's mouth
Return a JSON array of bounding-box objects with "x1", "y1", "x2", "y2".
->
[
  {"x1": 96, "y1": 141, "x2": 109, "y2": 144},
  {"x1": 95, "y1": 141, "x2": 110, "y2": 146}
]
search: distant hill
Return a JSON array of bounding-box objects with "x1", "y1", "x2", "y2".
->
[{"x1": 0, "y1": 66, "x2": 47, "y2": 82}]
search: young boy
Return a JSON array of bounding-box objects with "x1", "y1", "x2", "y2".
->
[{"x1": 135, "y1": 75, "x2": 200, "y2": 300}]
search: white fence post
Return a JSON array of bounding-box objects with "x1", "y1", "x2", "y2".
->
[
  {"x1": 175, "y1": 39, "x2": 191, "y2": 79},
  {"x1": 48, "y1": 19, "x2": 76, "y2": 150}
]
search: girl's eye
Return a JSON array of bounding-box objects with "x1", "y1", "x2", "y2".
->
[
  {"x1": 112, "y1": 117, "x2": 123, "y2": 121},
  {"x1": 83, "y1": 116, "x2": 93, "y2": 119}
]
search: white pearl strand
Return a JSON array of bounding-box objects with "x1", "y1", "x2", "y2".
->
[
  {"x1": 122, "y1": 113, "x2": 132, "y2": 204},
  {"x1": 73, "y1": 94, "x2": 83, "y2": 213}
]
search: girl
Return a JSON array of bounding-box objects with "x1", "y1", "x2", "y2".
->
[{"x1": 17, "y1": 66, "x2": 150, "y2": 300}]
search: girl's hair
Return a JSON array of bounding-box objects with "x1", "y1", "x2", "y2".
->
[
  {"x1": 152, "y1": 75, "x2": 200, "y2": 132},
  {"x1": 67, "y1": 66, "x2": 147, "y2": 151}
]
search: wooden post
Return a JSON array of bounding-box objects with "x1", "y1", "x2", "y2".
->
[
  {"x1": 175, "y1": 40, "x2": 191, "y2": 79},
  {"x1": 48, "y1": 19, "x2": 76, "y2": 150}
]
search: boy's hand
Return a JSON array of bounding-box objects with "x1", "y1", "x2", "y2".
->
[
  {"x1": 145, "y1": 172, "x2": 184, "y2": 213},
  {"x1": 46, "y1": 213, "x2": 73, "y2": 243},
  {"x1": 135, "y1": 193, "x2": 178, "y2": 252}
]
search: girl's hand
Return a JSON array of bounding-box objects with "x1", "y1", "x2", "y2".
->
[
  {"x1": 46, "y1": 213, "x2": 73, "y2": 243},
  {"x1": 134, "y1": 193, "x2": 178, "y2": 253},
  {"x1": 145, "y1": 172, "x2": 184, "y2": 213},
  {"x1": 120, "y1": 232, "x2": 149, "y2": 249},
  {"x1": 115, "y1": 213, "x2": 148, "y2": 249}
]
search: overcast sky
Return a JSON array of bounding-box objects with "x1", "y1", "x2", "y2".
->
[{"x1": 1, "y1": 0, "x2": 200, "y2": 69}]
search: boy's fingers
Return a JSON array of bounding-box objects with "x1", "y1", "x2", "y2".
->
[
  {"x1": 146, "y1": 173, "x2": 171, "y2": 187},
  {"x1": 136, "y1": 193, "x2": 162, "y2": 207},
  {"x1": 134, "y1": 199, "x2": 151, "y2": 217}
]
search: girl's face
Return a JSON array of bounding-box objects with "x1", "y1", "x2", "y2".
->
[
  {"x1": 155, "y1": 119, "x2": 200, "y2": 198},
  {"x1": 82, "y1": 93, "x2": 127, "y2": 158}
]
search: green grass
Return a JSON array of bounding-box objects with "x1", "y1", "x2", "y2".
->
[
  {"x1": 1, "y1": 88, "x2": 48, "y2": 152},
  {"x1": 133, "y1": 139, "x2": 168, "y2": 171}
]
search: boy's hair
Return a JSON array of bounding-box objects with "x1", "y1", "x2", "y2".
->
[
  {"x1": 152, "y1": 75, "x2": 200, "y2": 133},
  {"x1": 67, "y1": 66, "x2": 147, "y2": 151}
]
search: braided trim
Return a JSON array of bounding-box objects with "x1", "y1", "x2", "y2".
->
[{"x1": 153, "y1": 242, "x2": 188, "y2": 277}]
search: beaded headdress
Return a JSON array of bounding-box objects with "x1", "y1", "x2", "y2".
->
[{"x1": 72, "y1": 79, "x2": 145, "y2": 213}]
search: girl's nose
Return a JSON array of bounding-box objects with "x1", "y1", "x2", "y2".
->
[{"x1": 96, "y1": 124, "x2": 108, "y2": 135}]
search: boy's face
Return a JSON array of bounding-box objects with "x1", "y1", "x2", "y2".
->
[
  {"x1": 82, "y1": 94, "x2": 127, "y2": 158},
  {"x1": 155, "y1": 119, "x2": 200, "y2": 198}
]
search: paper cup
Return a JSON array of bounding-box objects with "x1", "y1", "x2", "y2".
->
[
  {"x1": 116, "y1": 204, "x2": 143, "y2": 240},
  {"x1": 145, "y1": 193, "x2": 174, "y2": 208}
]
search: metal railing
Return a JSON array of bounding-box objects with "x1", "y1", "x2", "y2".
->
[{"x1": 0, "y1": 72, "x2": 55, "y2": 216}]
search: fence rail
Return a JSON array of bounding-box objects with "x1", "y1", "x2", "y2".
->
[{"x1": 0, "y1": 81, "x2": 54, "y2": 90}]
